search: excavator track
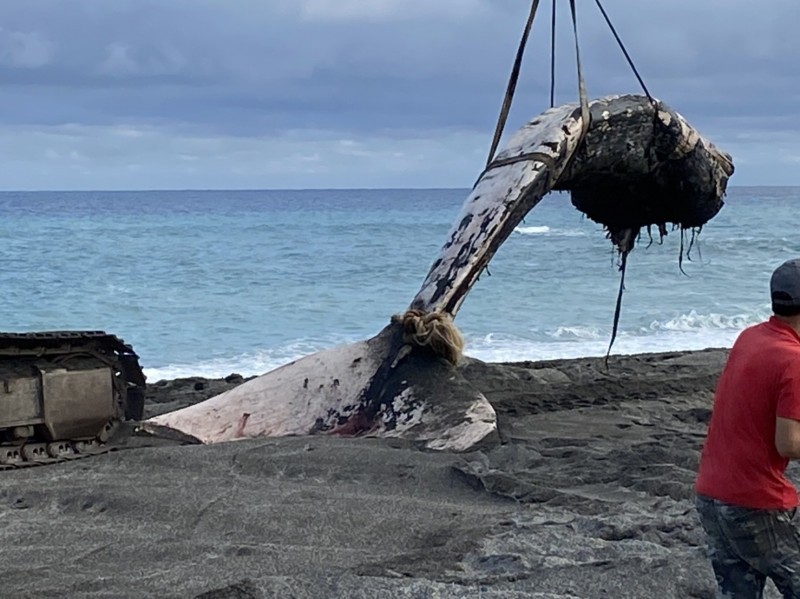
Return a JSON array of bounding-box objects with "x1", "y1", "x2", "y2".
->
[
  {"x1": 0, "y1": 439, "x2": 116, "y2": 471},
  {"x1": 0, "y1": 420, "x2": 119, "y2": 471},
  {"x1": 0, "y1": 331, "x2": 147, "y2": 470}
]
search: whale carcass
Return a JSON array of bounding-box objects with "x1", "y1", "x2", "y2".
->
[{"x1": 144, "y1": 94, "x2": 734, "y2": 451}]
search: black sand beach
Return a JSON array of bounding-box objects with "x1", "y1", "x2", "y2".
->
[{"x1": 3, "y1": 348, "x2": 789, "y2": 598}]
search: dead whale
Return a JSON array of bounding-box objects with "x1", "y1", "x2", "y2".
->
[{"x1": 143, "y1": 94, "x2": 734, "y2": 451}]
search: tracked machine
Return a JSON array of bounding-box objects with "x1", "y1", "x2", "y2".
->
[{"x1": 0, "y1": 331, "x2": 146, "y2": 469}]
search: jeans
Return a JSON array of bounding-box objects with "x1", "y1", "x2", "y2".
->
[{"x1": 696, "y1": 494, "x2": 800, "y2": 598}]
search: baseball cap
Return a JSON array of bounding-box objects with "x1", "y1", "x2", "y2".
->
[{"x1": 771, "y1": 259, "x2": 800, "y2": 307}]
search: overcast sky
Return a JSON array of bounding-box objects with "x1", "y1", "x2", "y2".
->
[{"x1": 0, "y1": 0, "x2": 797, "y2": 190}]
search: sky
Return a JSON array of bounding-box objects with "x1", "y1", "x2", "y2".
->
[{"x1": 0, "y1": 0, "x2": 797, "y2": 190}]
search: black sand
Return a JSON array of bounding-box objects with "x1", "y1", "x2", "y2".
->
[{"x1": 2, "y1": 348, "x2": 789, "y2": 598}]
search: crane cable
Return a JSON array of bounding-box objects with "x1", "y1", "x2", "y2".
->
[
  {"x1": 484, "y1": 0, "x2": 541, "y2": 168},
  {"x1": 481, "y1": 0, "x2": 653, "y2": 365},
  {"x1": 568, "y1": 0, "x2": 590, "y2": 146},
  {"x1": 594, "y1": 0, "x2": 653, "y2": 103},
  {"x1": 485, "y1": 0, "x2": 590, "y2": 168},
  {"x1": 485, "y1": 0, "x2": 653, "y2": 167},
  {"x1": 549, "y1": 0, "x2": 557, "y2": 107}
]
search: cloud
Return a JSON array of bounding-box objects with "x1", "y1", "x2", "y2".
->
[
  {"x1": 0, "y1": 28, "x2": 53, "y2": 68},
  {"x1": 0, "y1": 122, "x2": 488, "y2": 190},
  {"x1": 292, "y1": 0, "x2": 488, "y2": 22},
  {"x1": 97, "y1": 42, "x2": 188, "y2": 77},
  {"x1": 0, "y1": 0, "x2": 797, "y2": 188}
]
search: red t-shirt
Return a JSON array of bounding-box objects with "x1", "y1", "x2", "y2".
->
[{"x1": 696, "y1": 317, "x2": 800, "y2": 509}]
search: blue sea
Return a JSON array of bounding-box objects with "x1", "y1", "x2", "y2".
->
[{"x1": 0, "y1": 187, "x2": 794, "y2": 381}]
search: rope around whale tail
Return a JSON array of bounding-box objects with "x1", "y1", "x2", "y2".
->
[{"x1": 391, "y1": 310, "x2": 464, "y2": 366}]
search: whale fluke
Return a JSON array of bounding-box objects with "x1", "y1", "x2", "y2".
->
[{"x1": 143, "y1": 94, "x2": 733, "y2": 452}]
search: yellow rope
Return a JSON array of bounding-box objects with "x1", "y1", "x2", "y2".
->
[{"x1": 391, "y1": 310, "x2": 465, "y2": 366}]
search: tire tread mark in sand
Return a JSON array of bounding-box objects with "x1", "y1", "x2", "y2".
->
[
  {"x1": 191, "y1": 492, "x2": 228, "y2": 535},
  {"x1": 71, "y1": 541, "x2": 115, "y2": 565},
  {"x1": 193, "y1": 578, "x2": 262, "y2": 599},
  {"x1": 228, "y1": 442, "x2": 279, "y2": 479}
]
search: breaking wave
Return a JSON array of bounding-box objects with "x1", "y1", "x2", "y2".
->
[
  {"x1": 514, "y1": 225, "x2": 588, "y2": 237},
  {"x1": 465, "y1": 307, "x2": 769, "y2": 364},
  {"x1": 142, "y1": 339, "x2": 346, "y2": 381},
  {"x1": 144, "y1": 308, "x2": 769, "y2": 380},
  {"x1": 516, "y1": 225, "x2": 550, "y2": 235},
  {"x1": 549, "y1": 326, "x2": 604, "y2": 340},
  {"x1": 644, "y1": 308, "x2": 768, "y2": 333}
]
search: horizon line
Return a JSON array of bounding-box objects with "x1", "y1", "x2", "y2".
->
[{"x1": 0, "y1": 184, "x2": 795, "y2": 193}]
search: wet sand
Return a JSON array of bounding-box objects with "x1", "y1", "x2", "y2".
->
[{"x1": 3, "y1": 347, "x2": 788, "y2": 599}]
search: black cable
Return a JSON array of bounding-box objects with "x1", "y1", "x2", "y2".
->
[
  {"x1": 549, "y1": 0, "x2": 557, "y2": 107},
  {"x1": 593, "y1": 0, "x2": 653, "y2": 100},
  {"x1": 605, "y1": 250, "x2": 628, "y2": 368},
  {"x1": 568, "y1": 0, "x2": 589, "y2": 136},
  {"x1": 485, "y1": 0, "x2": 541, "y2": 167}
]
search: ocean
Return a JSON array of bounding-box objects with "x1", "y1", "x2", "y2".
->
[{"x1": 0, "y1": 187, "x2": 794, "y2": 381}]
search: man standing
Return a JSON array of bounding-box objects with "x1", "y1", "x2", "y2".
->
[{"x1": 696, "y1": 258, "x2": 800, "y2": 598}]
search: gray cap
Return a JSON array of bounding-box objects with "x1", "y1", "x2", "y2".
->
[{"x1": 771, "y1": 259, "x2": 800, "y2": 306}]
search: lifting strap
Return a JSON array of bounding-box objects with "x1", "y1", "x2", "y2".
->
[
  {"x1": 594, "y1": 0, "x2": 653, "y2": 102},
  {"x1": 485, "y1": 0, "x2": 591, "y2": 168},
  {"x1": 568, "y1": 0, "x2": 590, "y2": 146},
  {"x1": 484, "y1": 0, "x2": 653, "y2": 169},
  {"x1": 549, "y1": 0, "x2": 557, "y2": 107},
  {"x1": 485, "y1": 0, "x2": 541, "y2": 168}
]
